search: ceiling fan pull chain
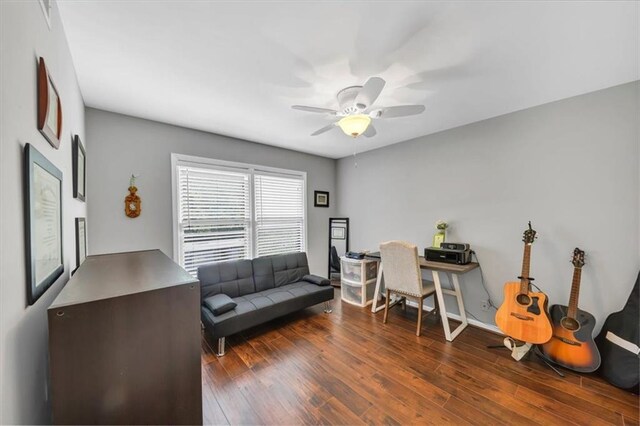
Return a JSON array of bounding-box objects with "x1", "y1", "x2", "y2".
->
[{"x1": 353, "y1": 140, "x2": 358, "y2": 168}]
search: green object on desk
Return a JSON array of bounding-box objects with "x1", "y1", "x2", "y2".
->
[{"x1": 432, "y1": 231, "x2": 445, "y2": 248}]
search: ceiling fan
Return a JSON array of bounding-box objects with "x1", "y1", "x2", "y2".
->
[{"x1": 292, "y1": 77, "x2": 425, "y2": 138}]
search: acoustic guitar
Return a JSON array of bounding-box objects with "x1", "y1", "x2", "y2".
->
[
  {"x1": 495, "y1": 222, "x2": 552, "y2": 344},
  {"x1": 536, "y1": 248, "x2": 601, "y2": 373}
]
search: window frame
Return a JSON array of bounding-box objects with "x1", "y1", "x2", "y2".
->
[{"x1": 171, "y1": 153, "x2": 308, "y2": 268}]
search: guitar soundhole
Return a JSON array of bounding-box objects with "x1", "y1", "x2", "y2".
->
[
  {"x1": 516, "y1": 293, "x2": 531, "y2": 306},
  {"x1": 561, "y1": 317, "x2": 580, "y2": 331}
]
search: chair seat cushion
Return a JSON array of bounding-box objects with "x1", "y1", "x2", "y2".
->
[
  {"x1": 203, "y1": 293, "x2": 237, "y2": 316},
  {"x1": 421, "y1": 279, "x2": 436, "y2": 296}
]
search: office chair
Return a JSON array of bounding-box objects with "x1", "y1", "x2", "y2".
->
[
  {"x1": 379, "y1": 241, "x2": 439, "y2": 336},
  {"x1": 330, "y1": 246, "x2": 341, "y2": 273}
]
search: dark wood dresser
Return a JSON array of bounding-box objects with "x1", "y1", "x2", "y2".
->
[{"x1": 48, "y1": 249, "x2": 202, "y2": 425}]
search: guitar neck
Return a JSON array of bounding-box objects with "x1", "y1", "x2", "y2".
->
[
  {"x1": 567, "y1": 267, "x2": 582, "y2": 319},
  {"x1": 519, "y1": 244, "x2": 532, "y2": 294}
]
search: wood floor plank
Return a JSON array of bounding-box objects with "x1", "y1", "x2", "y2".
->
[
  {"x1": 515, "y1": 385, "x2": 615, "y2": 426},
  {"x1": 443, "y1": 395, "x2": 506, "y2": 426},
  {"x1": 436, "y1": 364, "x2": 574, "y2": 425},
  {"x1": 232, "y1": 369, "x2": 303, "y2": 425},
  {"x1": 317, "y1": 397, "x2": 366, "y2": 426},
  {"x1": 201, "y1": 295, "x2": 638, "y2": 425},
  {"x1": 201, "y1": 363, "x2": 230, "y2": 426}
]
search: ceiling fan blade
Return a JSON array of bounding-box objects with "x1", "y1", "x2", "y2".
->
[
  {"x1": 292, "y1": 105, "x2": 337, "y2": 115},
  {"x1": 372, "y1": 105, "x2": 425, "y2": 119},
  {"x1": 363, "y1": 124, "x2": 377, "y2": 138},
  {"x1": 311, "y1": 123, "x2": 337, "y2": 136},
  {"x1": 354, "y1": 77, "x2": 385, "y2": 110}
]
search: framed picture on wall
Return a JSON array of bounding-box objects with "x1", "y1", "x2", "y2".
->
[
  {"x1": 314, "y1": 190, "x2": 329, "y2": 207},
  {"x1": 25, "y1": 143, "x2": 63, "y2": 305},
  {"x1": 37, "y1": 57, "x2": 62, "y2": 149},
  {"x1": 331, "y1": 227, "x2": 345, "y2": 239},
  {"x1": 75, "y1": 218, "x2": 87, "y2": 272},
  {"x1": 72, "y1": 135, "x2": 86, "y2": 201}
]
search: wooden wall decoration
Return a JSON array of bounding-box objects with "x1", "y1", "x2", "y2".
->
[
  {"x1": 37, "y1": 57, "x2": 62, "y2": 149},
  {"x1": 125, "y1": 174, "x2": 141, "y2": 218}
]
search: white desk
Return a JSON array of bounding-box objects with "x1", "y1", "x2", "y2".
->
[{"x1": 370, "y1": 257, "x2": 479, "y2": 342}]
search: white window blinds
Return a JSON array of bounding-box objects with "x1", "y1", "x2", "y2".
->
[
  {"x1": 177, "y1": 166, "x2": 251, "y2": 276},
  {"x1": 254, "y1": 173, "x2": 305, "y2": 257},
  {"x1": 173, "y1": 156, "x2": 307, "y2": 277}
]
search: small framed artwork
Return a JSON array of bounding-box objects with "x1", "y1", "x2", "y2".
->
[
  {"x1": 331, "y1": 227, "x2": 345, "y2": 239},
  {"x1": 37, "y1": 57, "x2": 62, "y2": 149},
  {"x1": 75, "y1": 218, "x2": 87, "y2": 272},
  {"x1": 72, "y1": 135, "x2": 86, "y2": 201},
  {"x1": 24, "y1": 143, "x2": 63, "y2": 305},
  {"x1": 314, "y1": 190, "x2": 329, "y2": 208}
]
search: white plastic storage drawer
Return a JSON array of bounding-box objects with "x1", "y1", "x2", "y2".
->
[
  {"x1": 341, "y1": 260, "x2": 362, "y2": 282},
  {"x1": 341, "y1": 281, "x2": 378, "y2": 307},
  {"x1": 364, "y1": 261, "x2": 377, "y2": 281}
]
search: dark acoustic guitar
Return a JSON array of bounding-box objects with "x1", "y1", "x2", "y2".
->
[
  {"x1": 536, "y1": 248, "x2": 601, "y2": 373},
  {"x1": 495, "y1": 222, "x2": 553, "y2": 344}
]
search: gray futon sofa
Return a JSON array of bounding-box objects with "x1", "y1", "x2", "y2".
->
[{"x1": 199, "y1": 252, "x2": 334, "y2": 356}]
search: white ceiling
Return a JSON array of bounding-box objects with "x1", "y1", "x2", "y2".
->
[{"x1": 57, "y1": 1, "x2": 639, "y2": 159}]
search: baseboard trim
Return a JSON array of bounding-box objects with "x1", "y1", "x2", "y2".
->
[{"x1": 403, "y1": 299, "x2": 503, "y2": 335}]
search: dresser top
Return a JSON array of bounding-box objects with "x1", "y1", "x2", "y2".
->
[{"x1": 49, "y1": 249, "x2": 198, "y2": 309}]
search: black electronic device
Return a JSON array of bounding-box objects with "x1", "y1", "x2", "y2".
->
[
  {"x1": 345, "y1": 251, "x2": 366, "y2": 260},
  {"x1": 440, "y1": 242, "x2": 470, "y2": 251},
  {"x1": 424, "y1": 247, "x2": 472, "y2": 265}
]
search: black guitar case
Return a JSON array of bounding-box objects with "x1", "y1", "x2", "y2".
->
[{"x1": 595, "y1": 271, "x2": 639, "y2": 394}]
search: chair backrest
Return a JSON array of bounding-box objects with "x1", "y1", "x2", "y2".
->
[
  {"x1": 379, "y1": 241, "x2": 422, "y2": 297},
  {"x1": 330, "y1": 246, "x2": 341, "y2": 272}
]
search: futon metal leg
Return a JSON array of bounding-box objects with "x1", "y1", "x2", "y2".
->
[
  {"x1": 323, "y1": 301, "x2": 333, "y2": 314},
  {"x1": 216, "y1": 337, "x2": 226, "y2": 357}
]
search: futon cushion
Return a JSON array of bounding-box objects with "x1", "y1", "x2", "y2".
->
[
  {"x1": 203, "y1": 294, "x2": 237, "y2": 316},
  {"x1": 272, "y1": 252, "x2": 310, "y2": 287},
  {"x1": 201, "y1": 281, "x2": 333, "y2": 338},
  {"x1": 198, "y1": 259, "x2": 255, "y2": 298},
  {"x1": 302, "y1": 274, "x2": 330, "y2": 286}
]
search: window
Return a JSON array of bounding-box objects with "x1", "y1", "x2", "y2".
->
[{"x1": 172, "y1": 154, "x2": 306, "y2": 276}]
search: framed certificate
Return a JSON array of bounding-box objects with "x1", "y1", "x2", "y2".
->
[{"x1": 25, "y1": 143, "x2": 63, "y2": 305}]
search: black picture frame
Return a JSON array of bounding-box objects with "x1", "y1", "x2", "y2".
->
[
  {"x1": 72, "y1": 135, "x2": 86, "y2": 201},
  {"x1": 25, "y1": 143, "x2": 64, "y2": 305},
  {"x1": 314, "y1": 190, "x2": 329, "y2": 207},
  {"x1": 75, "y1": 218, "x2": 87, "y2": 273}
]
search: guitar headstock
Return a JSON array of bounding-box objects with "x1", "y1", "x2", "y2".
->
[
  {"x1": 522, "y1": 221, "x2": 537, "y2": 245},
  {"x1": 572, "y1": 247, "x2": 585, "y2": 268}
]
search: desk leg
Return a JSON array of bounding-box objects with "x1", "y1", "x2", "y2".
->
[
  {"x1": 448, "y1": 273, "x2": 469, "y2": 341},
  {"x1": 431, "y1": 270, "x2": 451, "y2": 340},
  {"x1": 371, "y1": 262, "x2": 384, "y2": 313}
]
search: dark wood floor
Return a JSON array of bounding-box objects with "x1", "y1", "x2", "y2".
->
[{"x1": 201, "y1": 295, "x2": 639, "y2": 425}]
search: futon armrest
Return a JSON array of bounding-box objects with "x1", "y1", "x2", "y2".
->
[
  {"x1": 203, "y1": 294, "x2": 237, "y2": 316},
  {"x1": 302, "y1": 274, "x2": 331, "y2": 286}
]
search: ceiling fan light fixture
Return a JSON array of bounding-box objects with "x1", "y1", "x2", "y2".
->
[{"x1": 337, "y1": 114, "x2": 371, "y2": 138}]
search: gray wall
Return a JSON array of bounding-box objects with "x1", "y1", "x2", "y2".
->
[
  {"x1": 86, "y1": 108, "x2": 336, "y2": 275},
  {"x1": 0, "y1": 2, "x2": 86, "y2": 424},
  {"x1": 337, "y1": 82, "x2": 639, "y2": 328}
]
